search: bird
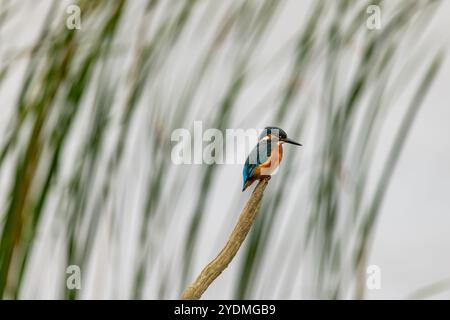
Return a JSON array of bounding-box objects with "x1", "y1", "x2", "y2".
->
[{"x1": 242, "y1": 126, "x2": 302, "y2": 191}]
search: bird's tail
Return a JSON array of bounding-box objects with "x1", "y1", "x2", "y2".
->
[{"x1": 242, "y1": 179, "x2": 253, "y2": 192}]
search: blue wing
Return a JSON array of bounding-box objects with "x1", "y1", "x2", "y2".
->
[{"x1": 242, "y1": 140, "x2": 272, "y2": 189}]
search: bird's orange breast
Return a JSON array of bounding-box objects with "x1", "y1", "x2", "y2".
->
[{"x1": 255, "y1": 144, "x2": 283, "y2": 176}]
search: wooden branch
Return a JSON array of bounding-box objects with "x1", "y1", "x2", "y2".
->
[{"x1": 181, "y1": 177, "x2": 270, "y2": 300}]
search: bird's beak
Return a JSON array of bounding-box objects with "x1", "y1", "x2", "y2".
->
[{"x1": 283, "y1": 137, "x2": 302, "y2": 146}]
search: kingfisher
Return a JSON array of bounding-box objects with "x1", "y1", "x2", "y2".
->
[{"x1": 242, "y1": 126, "x2": 302, "y2": 191}]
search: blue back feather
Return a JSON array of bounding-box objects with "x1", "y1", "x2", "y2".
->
[{"x1": 242, "y1": 140, "x2": 272, "y2": 188}]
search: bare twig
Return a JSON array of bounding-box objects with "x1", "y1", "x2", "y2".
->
[{"x1": 181, "y1": 177, "x2": 270, "y2": 300}]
